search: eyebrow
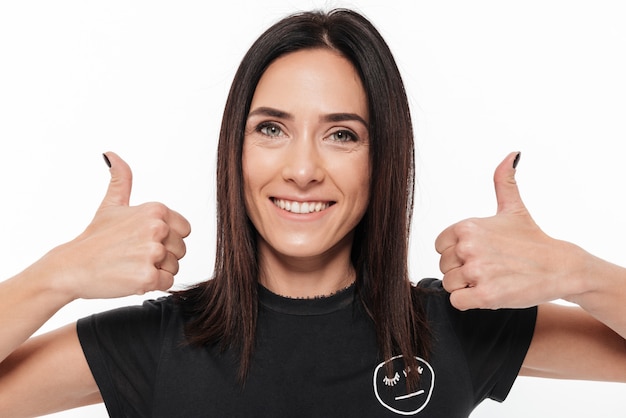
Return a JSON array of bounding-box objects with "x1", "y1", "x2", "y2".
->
[
  {"x1": 247, "y1": 106, "x2": 368, "y2": 128},
  {"x1": 248, "y1": 107, "x2": 292, "y2": 120},
  {"x1": 322, "y1": 112, "x2": 369, "y2": 128}
]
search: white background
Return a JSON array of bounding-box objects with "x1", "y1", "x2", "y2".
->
[{"x1": 1, "y1": 0, "x2": 625, "y2": 416}]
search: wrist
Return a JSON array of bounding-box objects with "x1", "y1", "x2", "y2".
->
[
  {"x1": 559, "y1": 243, "x2": 616, "y2": 305},
  {"x1": 22, "y1": 244, "x2": 81, "y2": 307}
]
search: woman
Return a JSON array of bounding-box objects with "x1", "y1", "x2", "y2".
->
[{"x1": 0, "y1": 9, "x2": 625, "y2": 418}]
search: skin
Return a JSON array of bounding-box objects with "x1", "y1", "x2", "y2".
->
[
  {"x1": 1, "y1": 50, "x2": 626, "y2": 417},
  {"x1": 436, "y1": 152, "x2": 626, "y2": 380},
  {"x1": 0, "y1": 152, "x2": 191, "y2": 415},
  {"x1": 242, "y1": 48, "x2": 370, "y2": 298}
]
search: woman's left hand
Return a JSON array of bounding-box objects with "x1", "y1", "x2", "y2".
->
[{"x1": 435, "y1": 152, "x2": 587, "y2": 310}]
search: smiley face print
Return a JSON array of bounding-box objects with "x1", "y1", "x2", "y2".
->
[{"x1": 373, "y1": 355, "x2": 435, "y2": 415}]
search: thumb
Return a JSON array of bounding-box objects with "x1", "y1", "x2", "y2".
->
[
  {"x1": 99, "y1": 152, "x2": 133, "y2": 209},
  {"x1": 494, "y1": 151, "x2": 526, "y2": 215}
]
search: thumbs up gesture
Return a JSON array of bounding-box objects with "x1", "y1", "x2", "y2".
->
[
  {"x1": 435, "y1": 152, "x2": 579, "y2": 310},
  {"x1": 47, "y1": 152, "x2": 191, "y2": 300}
]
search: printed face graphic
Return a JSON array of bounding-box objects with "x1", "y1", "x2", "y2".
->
[{"x1": 373, "y1": 355, "x2": 435, "y2": 415}]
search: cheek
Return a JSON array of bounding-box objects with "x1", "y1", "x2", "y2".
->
[
  {"x1": 241, "y1": 145, "x2": 273, "y2": 226},
  {"x1": 357, "y1": 159, "x2": 371, "y2": 202},
  {"x1": 241, "y1": 149, "x2": 257, "y2": 211},
  {"x1": 349, "y1": 159, "x2": 371, "y2": 217}
]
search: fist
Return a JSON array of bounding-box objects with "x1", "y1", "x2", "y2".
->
[
  {"x1": 435, "y1": 152, "x2": 572, "y2": 310},
  {"x1": 49, "y1": 152, "x2": 191, "y2": 300}
]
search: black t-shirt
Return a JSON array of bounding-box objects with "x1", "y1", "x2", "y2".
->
[{"x1": 77, "y1": 279, "x2": 537, "y2": 417}]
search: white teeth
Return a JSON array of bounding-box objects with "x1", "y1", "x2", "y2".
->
[{"x1": 272, "y1": 198, "x2": 330, "y2": 214}]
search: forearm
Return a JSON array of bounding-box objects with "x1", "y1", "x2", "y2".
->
[
  {"x1": 564, "y1": 249, "x2": 626, "y2": 339},
  {"x1": 0, "y1": 252, "x2": 74, "y2": 363}
]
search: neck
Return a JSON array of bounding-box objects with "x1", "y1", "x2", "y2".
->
[{"x1": 257, "y1": 239, "x2": 356, "y2": 299}]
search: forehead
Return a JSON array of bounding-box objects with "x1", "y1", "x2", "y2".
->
[{"x1": 250, "y1": 48, "x2": 368, "y2": 120}]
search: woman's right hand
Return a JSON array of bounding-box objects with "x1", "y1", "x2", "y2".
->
[
  {"x1": 0, "y1": 153, "x2": 192, "y2": 416},
  {"x1": 40, "y1": 152, "x2": 191, "y2": 301}
]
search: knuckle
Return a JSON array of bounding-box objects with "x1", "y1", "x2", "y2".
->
[
  {"x1": 147, "y1": 242, "x2": 168, "y2": 263},
  {"x1": 147, "y1": 219, "x2": 169, "y2": 241},
  {"x1": 471, "y1": 288, "x2": 488, "y2": 306},
  {"x1": 142, "y1": 202, "x2": 169, "y2": 219},
  {"x1": 449, "y1": 292, "x2": 469, "y2": 311},
  {"x1": 473, "y1": 287, "x2": 498, "y2": 309},
  {"x1": 455, "y1": 240, "x2": 476, "y2": 259},
  {"x1": 159, "y1": 273, "x2": 175, "y2": 291},
  {"x1": 454, "y1": 218, "x2": 480, "y2": 237},
  {"x1": 165, "y1": 235, "x2": 187, "y2": 259},
  {"x1": 135, "y1": 267, "x2": 160, "y2": 295},
  {"x1": 462, "y1": 261, "x2": 483, "y2": 282}
]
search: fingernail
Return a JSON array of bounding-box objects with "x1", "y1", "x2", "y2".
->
[
  {"x1": 513, "y1": 152, "x2": 521, "y2": 169},
  {"x1": 102, "y1": 153, "x2": 112, "y2": 168}
]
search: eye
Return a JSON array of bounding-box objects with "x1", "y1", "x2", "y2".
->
[
  {"x1": 257, "y1": 122, "x2": 285, "y2": 138},
  {"x1": 328, "y1": 129, "x2": 358, "y2": 143},
  {"x1": 383, "y1": 372, "x2": 401, "y2": 387}
]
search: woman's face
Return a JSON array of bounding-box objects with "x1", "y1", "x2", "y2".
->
[{"x1": 242, "y1": 48, "x2": 370, "y2": 263}]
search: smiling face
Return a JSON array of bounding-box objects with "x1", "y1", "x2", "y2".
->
[{"x1": 242, "y1": 48, "x2": 370, "y2": 282}]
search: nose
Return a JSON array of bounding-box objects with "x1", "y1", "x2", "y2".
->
[{"x1": 281, "y1": 135, "x2": 324, "y2": 188}]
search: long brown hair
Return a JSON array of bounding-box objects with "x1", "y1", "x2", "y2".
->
[{"x1": 174, "y1": 8, "x2": 430, "y2": 384}]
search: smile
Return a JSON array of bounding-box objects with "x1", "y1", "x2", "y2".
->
[
  {"x1": 395, "y1": 390, "x2": 425, "y2": 401},
  {"x1": 271, "y1": 198, "x2": 333, "y2": 214}
]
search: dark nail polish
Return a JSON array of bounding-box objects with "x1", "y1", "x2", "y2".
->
[
  {"x1": 513, "y1": 152, "x2": 521, "y2": 169},
  {"x1": 102, "y1": 153, "x2": 112, "y2": 168}
]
